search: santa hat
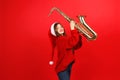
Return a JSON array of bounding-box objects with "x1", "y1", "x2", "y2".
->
[
  {"x1": 50, "y1": 22, "x2": 58, "y2": 36},
  {"x1": 50, "y1": 22, "x2": 57, "y2": 36},
  {"x1": 48, "y1": 22, "x2": 58, "y2": 61}
]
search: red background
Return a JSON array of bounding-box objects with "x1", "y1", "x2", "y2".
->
[{"x1": 1, "y1": 0, "x2": 120, "y2": 80}]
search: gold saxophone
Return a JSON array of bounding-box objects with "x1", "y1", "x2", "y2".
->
[{"x1": 48, "y1": 7, "x2": 97, "y2": 40}]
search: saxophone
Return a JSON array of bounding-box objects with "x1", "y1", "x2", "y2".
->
[{"x1": 48, "y1": 7, "x2": 97, "y2": 40}]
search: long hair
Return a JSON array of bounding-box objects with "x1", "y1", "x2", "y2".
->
[{"x1": 54, "y1": 23, "x2": 66, "y2": 37}]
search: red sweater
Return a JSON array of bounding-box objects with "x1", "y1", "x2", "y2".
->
[{"x1": 49, "y1": 29, "x2": 82, "y2": 73}]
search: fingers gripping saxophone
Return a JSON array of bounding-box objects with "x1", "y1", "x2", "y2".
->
[{"x1": 48, "y1": 7, "x2": 97, "y2": 40}]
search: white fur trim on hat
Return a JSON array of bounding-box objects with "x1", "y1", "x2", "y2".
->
[{"x1": 50, "y1": 22, "x2": 57, "y2": 36}]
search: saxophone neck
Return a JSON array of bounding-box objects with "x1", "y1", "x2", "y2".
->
[{"x1": 48, "y1": 7, "x2": 72, "y2": 22}]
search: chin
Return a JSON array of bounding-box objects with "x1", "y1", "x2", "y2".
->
[{"x1": 60, "y1": 32, "x2": 64, "y2": 34}]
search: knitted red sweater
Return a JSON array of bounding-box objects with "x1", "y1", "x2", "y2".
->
[{"x1": 53, "y1": 29, "x2": 81, "y2": 73}]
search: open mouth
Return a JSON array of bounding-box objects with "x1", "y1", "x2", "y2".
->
[{"x1": 60, "y1": 29, "x2": 64, "y2": 32}]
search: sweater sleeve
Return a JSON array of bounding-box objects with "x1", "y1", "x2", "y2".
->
[
  {"x1": 66, "y1": 29, "x2": 80, "y2": 49},
  {"x1": 73, "y1": 35, "x2": 82, "y2": 50}
]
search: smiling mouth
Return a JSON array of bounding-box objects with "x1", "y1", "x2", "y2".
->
[
  {"x1": 60, "y1": 29, "x2": 64, "y2": 32},
  {"x1": 60, "y1": 30, "x2": 63, "y2": 32}
]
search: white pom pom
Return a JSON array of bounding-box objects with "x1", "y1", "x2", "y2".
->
[{"x1": 49, "y1": 61, "x2": 54, "y2": 65}]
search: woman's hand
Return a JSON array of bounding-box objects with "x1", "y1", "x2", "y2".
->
[
  {"x1": 49, "y1": 61, "x2": 54, "y2": 65},
  {"x1": 70, "y1": 20, "x2": 76, "y2": 30}
]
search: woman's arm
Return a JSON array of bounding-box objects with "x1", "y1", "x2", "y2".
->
[
  {"x1": 66, "y1": 21, "x2": 80, "y2": 49},
  {"x1": 70, "y1": 20, "x2": 75, "y2": 30}
]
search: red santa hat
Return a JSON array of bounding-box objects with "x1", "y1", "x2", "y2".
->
[{"x1": 48, "y1": 22, "x2": 58, "y2": 61}]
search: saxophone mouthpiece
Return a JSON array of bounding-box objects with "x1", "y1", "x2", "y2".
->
[
  {"x1": 48, "y1": 12, "x2": 52, "y2": 17},
  {"x1": 48, "y1": 7, "x2": 57, "y2": 17}
]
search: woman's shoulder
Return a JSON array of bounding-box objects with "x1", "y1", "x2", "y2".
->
[{"x1": 56, "y1": 36, "x2": 68, "y2": 42}]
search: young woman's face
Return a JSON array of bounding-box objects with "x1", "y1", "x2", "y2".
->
[{"x1": 56, "y1": 24, "x2": 64, "y2": 35}]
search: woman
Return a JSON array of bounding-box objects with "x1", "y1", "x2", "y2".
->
[{"x1": 48, "y1": 20, "x2": 82, "y2": 80}]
